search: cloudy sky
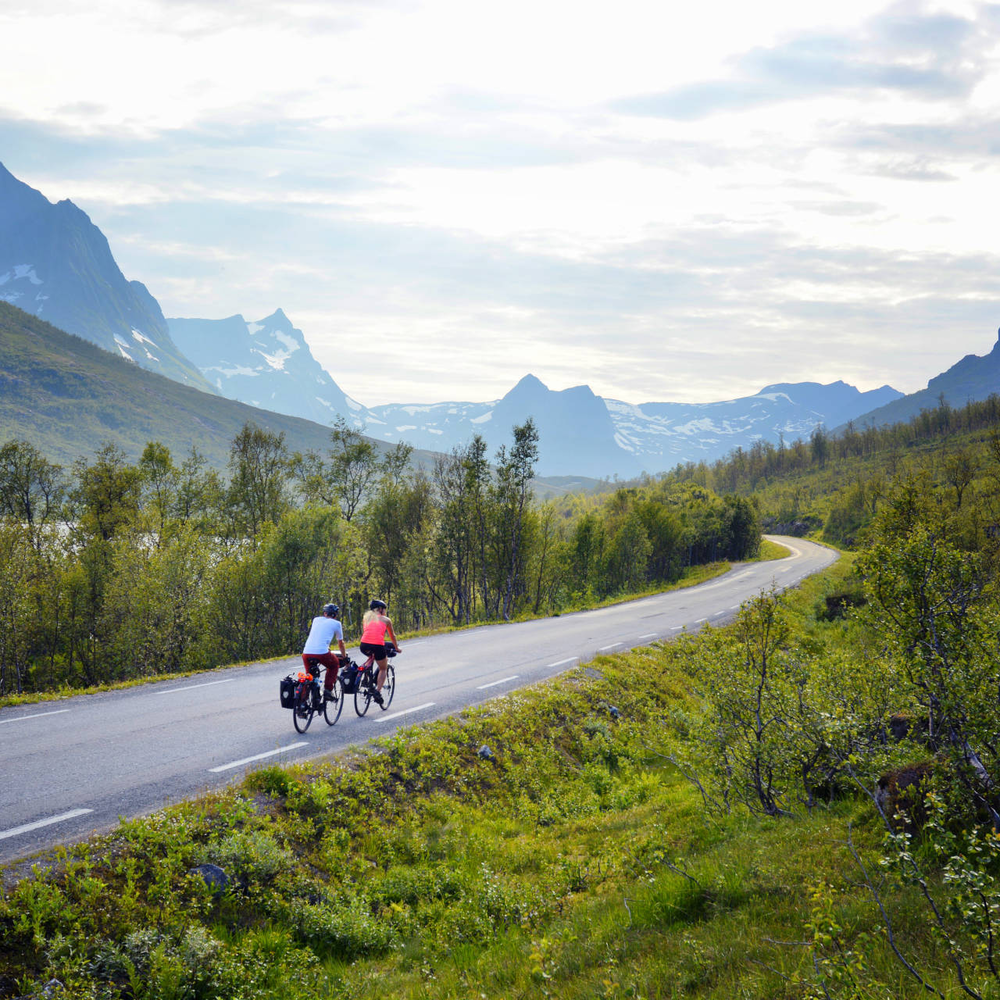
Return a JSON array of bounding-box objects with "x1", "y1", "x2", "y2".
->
[{"x1": 2, "y1": 0, "x2": 1000, "y2": 407}]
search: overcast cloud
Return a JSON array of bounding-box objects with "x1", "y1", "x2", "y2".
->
[{"x1": 2, "y1": 0, "x2": 999, "y2": 406}]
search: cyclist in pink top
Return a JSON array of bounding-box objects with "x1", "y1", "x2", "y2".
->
[{"x1": 359, "y1": 599, "x2": 400, "y2": 706}]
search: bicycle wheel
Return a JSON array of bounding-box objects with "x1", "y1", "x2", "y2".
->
[
  {"x1": 293, "y1": 685, "x2": 314, "y2": 733},
  {"x1": 378, "y1": 665, "x2": 395, "y2": 710},
  {"x1": 323, "y1": 677, "x2": 344, "y2": 726},
  {"x1": 354, "y1": 669, "x2": 372, "y2": 717}
]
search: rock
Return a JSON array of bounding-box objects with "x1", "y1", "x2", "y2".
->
[
  {"x1": 477, "y1": 745, "x2": 495, "y2": 761},
  {"x1": 608, "y1": 705, "x2": 621, "y2": 720},
  {"x1": 190, "y1": 863, "x2": 229, "y2": 896},
  {"x1": 876, "y1": 761, "x2": 934, "y2": 829}
]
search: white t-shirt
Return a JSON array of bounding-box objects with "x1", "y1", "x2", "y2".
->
[{"x1": 303, "y1": 616, "x2": 344, "y2": 654}]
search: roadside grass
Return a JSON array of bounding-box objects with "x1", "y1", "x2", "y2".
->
[{"x1": 4, "y1": 557, "x2": 955, "y2": 1000}]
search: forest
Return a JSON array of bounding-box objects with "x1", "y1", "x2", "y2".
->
[{"x1": 0, "y1": 417, "x2": 760, "y2": 696}]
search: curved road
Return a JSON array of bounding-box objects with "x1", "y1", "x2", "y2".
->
[{"x1": 0, "y1": 536, "x2": 835, "y2": 864}]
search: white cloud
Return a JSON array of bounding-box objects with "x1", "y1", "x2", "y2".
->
[{"x1": 2, "y1": 0, "x2": 999, "y2": 407}]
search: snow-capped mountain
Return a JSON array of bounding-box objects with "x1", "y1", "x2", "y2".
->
[
  {"x1": 607, "y1": 380, "x2": 904, "y2": 472},
  {"x1": 0, "y1": 162, "x2": 211, "y2": 391},
  {"x1": 363, "y1": 377, "x2": 902, "y2": 478},
  {"x1": 167, "y1": 310, "x2": 364, "y2": 428},
  {"x1": 164, "y1": 303, "x2": 904, "y2": 478}
]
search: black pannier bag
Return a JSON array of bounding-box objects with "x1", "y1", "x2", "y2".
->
[
  {"x1": 339, "y1": 661, "x2": 359, "y2": 694},
  {"x1": 279, "y1": 674, "x2": 296, "y2": 709}
]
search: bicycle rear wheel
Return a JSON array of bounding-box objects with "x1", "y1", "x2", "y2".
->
[
  {"x1": 323, "y1": 677, "x2": 344, "y2": 726},
  {"x1": 293, "y1": 685, "x2": 314, "y2": 733},
  {"x1": 354, "y1": 669, "x2": 372, "y2": 716},
  {"x1": 378, "y1": 665, "x2": 395, "y2": 710}
]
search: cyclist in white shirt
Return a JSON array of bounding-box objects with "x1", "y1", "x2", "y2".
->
[{"x1": 301, "y1": 603, "x2": 348, "y2": 699}]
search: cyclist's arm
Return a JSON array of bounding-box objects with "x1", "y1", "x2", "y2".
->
[
  {"x1": 384, "y1": 619, "x2": 400, "y2": 652},
  {"x1": 336, "y1": 637, "x2": 347, "y2": 658}
]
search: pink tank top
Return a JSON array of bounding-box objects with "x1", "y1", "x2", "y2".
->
[{"x1": 361, "y1": 617, "x2": 388, "y2": 644}]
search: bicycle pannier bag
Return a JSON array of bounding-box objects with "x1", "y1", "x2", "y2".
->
[
  {"x1": 279, "y1": 674, "x2": 296, "y2": 709},
  {"x1": 340, "y1": 662, "x2": 359, "y2": 694}
]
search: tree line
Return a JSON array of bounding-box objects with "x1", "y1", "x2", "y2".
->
[
  {"x1": 669, "y1": 393, "x2": 1000, "y2": 496},
  {"x1": 0, "y1": 419, "x2": 760, "y2": 696}
]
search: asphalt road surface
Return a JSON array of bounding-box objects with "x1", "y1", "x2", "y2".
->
[{"x1": 0, "y1": 536, "x2": 836, "y2": 864}]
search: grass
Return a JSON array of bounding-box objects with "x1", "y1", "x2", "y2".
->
[{"x1": 5, "y1": 558, "x2": 965, "y2": 1000}]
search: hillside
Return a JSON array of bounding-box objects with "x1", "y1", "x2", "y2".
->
[{"x1": 0, "y1": 302, "x2": 406, "y2": 470}]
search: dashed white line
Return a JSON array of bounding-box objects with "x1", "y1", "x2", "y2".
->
[
  {"x1": 0, "y1": 808, "x2": 93, "y2": 841},
  {"x1": 209, "y1": 742, "x2": 308, "y2": 773},
  {"x1": 155, "y1": 679, "x2": 234, "y2": 695},
  {"x1": 548, "y1": 658, "x2": 578, "y2": 668},
  {"x1": 0, "y1": 709, "x2": 70, "y2": 725},
  {"x1": 599, "y1": 643, "x2": 625, "y2": 653},
  {"x1": 670, "y1": 626, "x2": 683, "y2": 631},
  {"x1": 696, "y1": 618, "x2": 708, "y2": 624},
  {"x1": 477, "y1": 676, "x2": 519, "y2": 690},
  {"x1": 374, "y1": 702, "x2": 435, "y2": 722},
  {"x1": 639, "y1": 633, "x2": 658, "y2": 640}
]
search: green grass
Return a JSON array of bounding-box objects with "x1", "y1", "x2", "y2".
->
[{"x1": 3, "y1": 559, "x2": 966, "y2": 1000}]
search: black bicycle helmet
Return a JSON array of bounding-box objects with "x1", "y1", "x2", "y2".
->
[
  {"x1": 369, "y1": 599, "x2": 387, "y2": 611},
  {"x1": 322, "y1": 603, "x2": 340, "y2": 617}
]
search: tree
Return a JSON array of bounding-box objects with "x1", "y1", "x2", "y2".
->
[
  {"x1": 227, "y1": 423, "x2": 289, "y2": 542},
  {"x1": 291, "y1": 417, "x2": 379, "y2": 522},
  {"x1": 493, "y1": 419, "x2": 539, "y2": 621},
  {"x1": 0, "y1": 439, "x2": 64, "y2": 530}
]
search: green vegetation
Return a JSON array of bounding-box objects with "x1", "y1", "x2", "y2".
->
[
  {"x1": 0, "y1": 416, "x2": 760, "y2": 699},
  {"x1": 668, "y1": 393, "x2": 1000, "y2": 545},
  {"x1": 2, "y1": 515, "x2": 998, "y2": 998}
]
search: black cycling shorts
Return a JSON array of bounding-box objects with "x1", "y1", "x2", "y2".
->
[{"x1": 359, "y1": 641, "x2": 388, "y2": 661}]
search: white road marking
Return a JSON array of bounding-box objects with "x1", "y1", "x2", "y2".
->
[
  {"x1": 374, "y1": 702, "x2": 435, "y2": 722},
  {"x1": 730, "y1": 604, "x2": 742, "y2": 609},
  {"x1": 0, "y1": 808, "x2": 93, "y2": 841},
  {"x1": 477, "y1": 676, "x2": 519, "y2": 689},
  {"x1": 155, "y1": 679, "x2": 234, "y2": 695},
  {"x1": 0, "y1": 709, "x2": 70, "y2": 725},
  {"x1": 639, "y1": 633, "x2": 658, "y2": 639},
  {"x1": 599, "y1": 643, "x2": 624, "y2": 652},
  {"x1": 670, "y1": 626, "x2": 683, "y2": 631},
  {"x1": 548, "y1": 658, "x2": 578, "y2": 668},
  {"x1": 696, "y1": 618, "x2": 708, "y2": 623},
  {"x1": 209, "y1": 742, "x2": 308, "y2": 773}
]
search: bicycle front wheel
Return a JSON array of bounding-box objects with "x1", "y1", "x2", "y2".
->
[
  {"x1": 378, "y1": 665, "x2": 395, "y2": 710},
  {"x1": 293, "y1": 687, "x2": 314, "y2": 733},
  {"x1": 354, "y1": 670, "x2": 372, "y2": 716},
  {"x1": 323, "y1": 678, "x2": 344, "y2": 726}
]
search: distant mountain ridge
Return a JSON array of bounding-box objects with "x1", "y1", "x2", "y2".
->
[
  {"x1": 847, "y1": 328, "x2": 1000, "y2": 430},
  {"x1": 170, "y1": 305, "x2": 906, "y2": 478},
  {"x1": 0, "y1": 162, "x2": 211, "y2": 392}
]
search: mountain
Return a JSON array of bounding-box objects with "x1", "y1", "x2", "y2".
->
[
  {"x1": 164, "y1": 299, "x2": 905, "y2": 476},
  {"x1": 359, "y1": 376, "x2": 900, "y2": 479},
  {"x1": 168, "y1": 310, "x2": 363, "y2": 427},
  {"x1": 366, "y1": 375, "x2": 639, "y2": 478},
  {"x1": 0, "y1": 162, "x2": 212, "y2": 392},
  {"x1": 0, "y1": 300, "x2": 373, "y2": 469},
  {"x1": 611, "y1": 379, "x2": 904, "y2": 472},
  {"x1": 847, "y1": 329, "x2": 1000, "y2": 430},
  {"x1": 0, "y1": 302, "x2": 599, "y2": 500}
]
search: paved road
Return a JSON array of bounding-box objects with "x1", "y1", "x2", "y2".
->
[{"x1": 0, "y1": 536, "x2": 836, "y2": 864}]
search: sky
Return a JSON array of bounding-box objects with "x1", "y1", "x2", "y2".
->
[{"x1": 2, "y1": 0, "x2": 1000, "y2": 408}]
